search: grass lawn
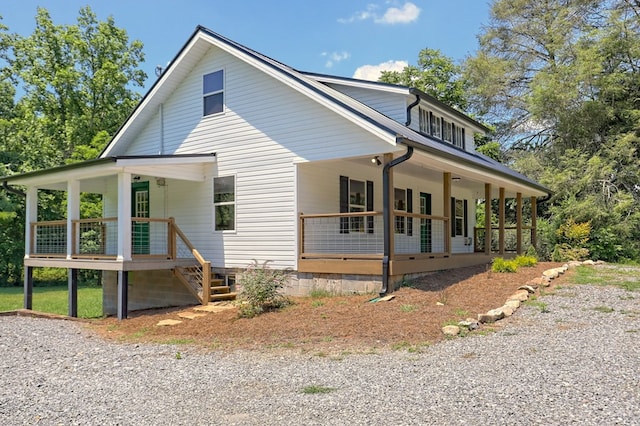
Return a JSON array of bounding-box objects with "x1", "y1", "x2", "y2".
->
[
  {"x1": 0, "y1": 285, "x2": 103, "y2": 318},
  {"x1": 570, "y1": 264, "x2": 640, "y2": 292}
]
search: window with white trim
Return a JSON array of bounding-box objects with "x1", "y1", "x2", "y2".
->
[
  {"x1": 203, "y1": 70, "x2": 224, "y2": 116},
  {"x1": 454, "y1": 125, "x2": 465, "y2": 149},
  {"x1": 213, "y1": 176, "x2": 235, "y2": 231},
  {"x1": 419, "y1": 108, "x2": 429, "y2": 133},
  {"x1": 430, "y1": 112, "x2": 441, "y2": 139},
  {"x1": 443, "y1": 120, "x2": 453, "y2": 143},
  {"x1": 340, "y1": 176, "x2": 374, "y2": 233}
]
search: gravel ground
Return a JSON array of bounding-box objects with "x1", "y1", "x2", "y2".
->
[{"x1": 1, "y1": 283, "x2": 639, "y2": 425}]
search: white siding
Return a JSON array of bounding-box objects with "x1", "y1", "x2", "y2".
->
[
  {"x1": 408, "y1": 103, "x2": 478, "y2": 153},
  {"x1": 121, "y1": 46, "x2": 396, "y2": 270},
  {"x1": 325, "y1": 83, "x2": 408, "y2": 124}
]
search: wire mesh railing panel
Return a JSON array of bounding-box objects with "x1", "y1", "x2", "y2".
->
[
  {"x1": 33, "y1": 222, "x2": 67, "y2": 255},
  {"x1": 474, "y1": 227, "x2": 533, "y2": 253},
  {"x1": 394, "y1": 218, "x2": 447, "y2": 254},
  {"x1": 302, "y1": 215, "x2": 384, "y2": 255},
  {"x1": 77, "y1": 219, "x2": 117, "y2": 256}
]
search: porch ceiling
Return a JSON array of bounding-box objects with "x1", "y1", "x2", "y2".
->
[{"x1": 1, "y1": 154, "x2": 217, "y2": 192}]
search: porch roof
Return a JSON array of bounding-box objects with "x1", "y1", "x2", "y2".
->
[{"x1": 0, "y1": 153, "x2": 217, "y2": 191}]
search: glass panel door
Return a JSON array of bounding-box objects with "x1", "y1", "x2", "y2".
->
[
  {"x1": 132, "y1": 181, "x2": 150, "y2": 255},
  {"x1": 420, "y1": 192, "x2": 432, "y2": 253}
]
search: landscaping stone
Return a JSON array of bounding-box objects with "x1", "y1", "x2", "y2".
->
[
  {"x1": 518, "y1": 285, "x2": 536, "y2": 294},
  {"x1": 156, "y1": 319, "x2": 182, "y2": 326},
  {"x1": 505, "y1": 299, "x2": 521, "y2": 309},
  {"x1": 458, "y1": 319, "x2": 479, "y2": 331},
  {"x1": 442, "y1": 325, "x2": 460, "y2": 336},
  {"x1": 568, "y1": 261, "x2": 582, "y2": 268},
  {"x1": 177, "y1": 312, "x2": 208, "y2": 320},
  {"x1": 509, "y1": 290, "x2": 530, "y2": 302},
  {"x1": 500, "y1": 305, "x2": 515, "y2": 317},
  {"x1": 478, "y1": 308, "x2": 504, "y2": 323},
  {"x1": 583, "y1": 259, "x2": 596, "y2": 265},
  {"x1": 543, "y1": 269, "x2": 559, "y2": 279}
]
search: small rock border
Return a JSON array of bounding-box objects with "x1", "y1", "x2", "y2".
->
[{"x1": 441, "y1": 260, "x2": 599, "y2": 337}]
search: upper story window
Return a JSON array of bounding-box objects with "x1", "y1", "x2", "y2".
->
[
  {"x1": 203, "y1": 70, "x2": 224, "y2": 116},
  {"x1": 454, "y1": 125, "x2": 465, "y2": 149},
  {"x1": 416, "y1": 107, "x2": 465, "y2": 150}
]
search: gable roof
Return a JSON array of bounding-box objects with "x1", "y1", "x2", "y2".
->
[{"x1": 100, "y1": 26, "x2": 548, "y2": 195}]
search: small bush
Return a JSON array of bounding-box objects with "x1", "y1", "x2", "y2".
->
[
  {"x1": 514, "y1": 255, "x2": 537, "y2": 267},
  {"x1": 491, "y1": 257, "x2": 518, "y2": 273},
  {"x1": 237, "y1": 260, "x2": 290, "y2": 318}
]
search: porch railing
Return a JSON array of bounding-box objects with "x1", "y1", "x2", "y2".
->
[
  {"x1": 30, "y1": 217, "x2": 176, "y2": 259},
  {"x1": 299, "y1": 211, "x2": 450, "y2": 259},
  {"x1": 474, "y1": 226, "x2": 533, "y2": 253}
]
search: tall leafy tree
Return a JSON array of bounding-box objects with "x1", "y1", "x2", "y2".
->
[
  {"x1": 379, "y1": 47, "x2": 469, "y2": 111},
  {"x1": 0, "y1": 8, "x2": 147, "y2": 284}
]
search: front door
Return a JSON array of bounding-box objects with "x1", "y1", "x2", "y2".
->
[
  {"x1": 420, "y1": 192, "x2": 432, "y2": 253},
  {"x1": 132, "y1": 181, "x2": 150, "y2": 255}
]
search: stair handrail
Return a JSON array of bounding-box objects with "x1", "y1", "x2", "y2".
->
[{"x1": 171, "y1": 218, "x2": 211, "y2": 304}]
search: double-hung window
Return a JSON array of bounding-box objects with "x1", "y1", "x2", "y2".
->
[
  {"x1": 394, "y1": 188, "x2": 413, "y2": 235},
  {"x1": 213, "y1": 176, "x2": 235, "y2": 231},
  {"x1": 450, "y1": 197, "x2": 468, "y2": 237},
  {"x1": 340, "y1": 176, "x2": 374, "y2": 233},
  {"x1": 203, "y1": 70, "x2": 224, "y2": 116}
]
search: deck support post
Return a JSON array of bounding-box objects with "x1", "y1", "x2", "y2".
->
[
  {"x1": 24, "y1": 187, "x2": 37, "y2": 258},
  {"x1": 484, "y1": 183, "x2": 492, "y2": 255},
  {"x1": 68, "y1": 268, "x2": 78, "y2": 317},
  {"x1": 499, "y1": 187, "x2": 505, "y2": 255},
  {"x1": 117, "y1": 270, "x2": 129, "y2": 320},
  {"x1": 516, "y1": 192, "x2": 523, "y2": 255},
  {"x1": 24, "y1": 266, "x2": 33, "y2": 310}
]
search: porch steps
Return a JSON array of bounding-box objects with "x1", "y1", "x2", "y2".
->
[{"x1": 174, "y1": 266, "x2": 237, "y2": 304}]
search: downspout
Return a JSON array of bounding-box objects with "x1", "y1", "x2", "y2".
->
[
  {"x1": 2, "y1": 181, "x2": 26, "y2": 198},
  {"x1": 381, "y1": 144, "x2": 414, "y2": 295},
  {"x1": 405, "y1": 95, "x2": 420, "y2": 127}
]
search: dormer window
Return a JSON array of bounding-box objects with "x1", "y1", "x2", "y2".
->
[{"x1": 203, "y1": 70, "x2": 224, "y2": 116}]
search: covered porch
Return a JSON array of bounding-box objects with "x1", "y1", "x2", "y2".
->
[
  {"x1": 297, "y1": 148, "x2": 546, "y2": 285},
  {"x1": 4, "y1": 154, "x2": 219, "y2": 319}
]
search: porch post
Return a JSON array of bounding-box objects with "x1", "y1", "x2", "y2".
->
[
  {"x1": 67, "y1": 179, "x2": 80, "y2": 259},
  {"x1": 484, "y1": 183, "x2": 492, "y2": 255},
  {"x1": 68, "y1": 268, "x2": 78, "y2": 317},
  {"x1": 117, "y1": 270, "x2": 128, "y2": 320},
  {"x1": 24, "y1": 266, "x2": 33, "y2": 310},
  {"x1": 117, "y1": 172, "x2": 132, "y2": 261},
  {"x1": 24, "y1": 187, "x2": 37, "y2": 310},
  {"x1": 443, "y1": 172, "x2": 451, "y2": 255},
  {"x1": 531, "y1": 196, "x2": 537, "y2": 250},
  {"x1": 516, "y1": 192, "x2": 523, "y2": 254},
  {"x1": 24, "y1": 186, "x2": 37, "y2": 258},
  {"x1": 499, "y1": 187, "x2": 505, "y2": 255}
]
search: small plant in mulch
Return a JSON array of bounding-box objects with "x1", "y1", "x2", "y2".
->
[
  {"x1": 236, "y1": 260, "x2": 291, "y2": 318},
  {"x1": 491, "y1": 255, "x2": 538, "y2": 273}
]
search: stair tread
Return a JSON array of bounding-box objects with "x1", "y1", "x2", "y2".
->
[{"x1": 209, "y1": 292, "x2": 237, "y2": 301}]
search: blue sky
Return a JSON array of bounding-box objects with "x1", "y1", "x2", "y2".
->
[{"x1": 1, "y1": 1, "x2": 491, "y2": 91}]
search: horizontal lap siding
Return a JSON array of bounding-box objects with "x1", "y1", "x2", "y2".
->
[
  {"x1": 325, "y1": 84, "x2": 407, "y2": 124},
  {"x1": 123, "y1": 46, "x2": 394, "y2": 270}
]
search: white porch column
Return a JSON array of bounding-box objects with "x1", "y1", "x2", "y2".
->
[
  {"x1": 24, "y1": 186, "x2": 38, "y2": 258},
  {"x1": 117, "y1": 172, "x2": 132, "y2": 261},
  {"x1": 66, "y1": 179, "x2": 80, "y2": 259}
]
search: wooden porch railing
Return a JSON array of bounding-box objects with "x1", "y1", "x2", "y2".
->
[{"x1": 172, "y1": 221, "x2": 211, "y2": 304}]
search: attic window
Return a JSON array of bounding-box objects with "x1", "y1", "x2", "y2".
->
[{"x1": 203, "y1": 70, "x2": 224, "y2": 116}]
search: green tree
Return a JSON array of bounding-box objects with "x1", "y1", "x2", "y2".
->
[{"x1": 379, "y1": 47, "x2": 469, "y2": 111}]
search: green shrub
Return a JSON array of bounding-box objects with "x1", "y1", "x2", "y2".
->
[
  {"x1": 552, "y1": 218, "x2": 591, "y2": 261},
  {"x1": 514, "y1": 255, "x2": 537, "y2": 267},
  {"x1": 491, "y1": 257, "x2": 518, "y2": 273},
  {"x1": 237, "y1": 260, "x2": 291, "y2": 318}
]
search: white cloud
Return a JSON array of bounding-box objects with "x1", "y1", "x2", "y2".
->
[
  {"x1": 375, "y1": 2, "x2": 421, "y2": 24},
  {"x1": 352, "y1": 60, "x2": 408, "y2": 81},
  {"x1": 321, "y1": 51, "x2": 351, "y2": 68},
  {"x1": 338, "y1": 2, "x2": 420, "y2": 25}
]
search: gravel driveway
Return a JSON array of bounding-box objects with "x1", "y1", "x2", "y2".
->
[{"x1": 1, "y1": 283, "x2": 639, "y2": 425}]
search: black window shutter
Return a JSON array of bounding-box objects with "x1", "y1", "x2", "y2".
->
[
  {"x1": 463, "y1": 199, "x2": 468, "y2": 238},
  {"x1": 340, "y1": 176, "x2": 349, "y2": 234},
  {"x1": 406, "y1": 188, "x2": 413, "y2": 236},
  {"x1": 451, "y1": 197, "x2": 456, "y2": 237},
  {"x1": 452, "y1": 123, "x2": 456, "y2": 145},
  {"x1": 366, "y1": 180, "x2": 374, "y2": 234}
]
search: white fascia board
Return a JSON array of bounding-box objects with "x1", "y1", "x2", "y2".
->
[
  {"x1": 115, "y1": 156, "x2": 216, "y2": 167},
  {"x1": 309, "y1": 75, "x2": 410, "y2": 95}
]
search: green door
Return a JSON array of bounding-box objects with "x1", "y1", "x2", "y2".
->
[
  {"x1": 420, "y1": 192, "x2": 432, "y2": 253},
  {"x1": 132, "y1": 181, "x2": 150, "y2": 255}
]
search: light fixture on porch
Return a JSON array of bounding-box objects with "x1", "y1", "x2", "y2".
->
[
  {"x1": 156, "y1": 177, "x2": 166, "y2": 186},
  {"x1": 133, "y1": 175, "x2": 141, "y2": 181},
  {"x1": 371, "y1": 156, "x2": 382, "y2": 166},
  {"x1": 452, "y1": 177, "x2": 461, "y2": 182}
]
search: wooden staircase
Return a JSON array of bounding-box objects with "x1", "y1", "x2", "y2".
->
[
  {"x1": 174, "y1": 265, "x2": 237, "y2": 304},
  {"x1": 171, "y1": 222, "x2": 236, "y2": 305}
]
